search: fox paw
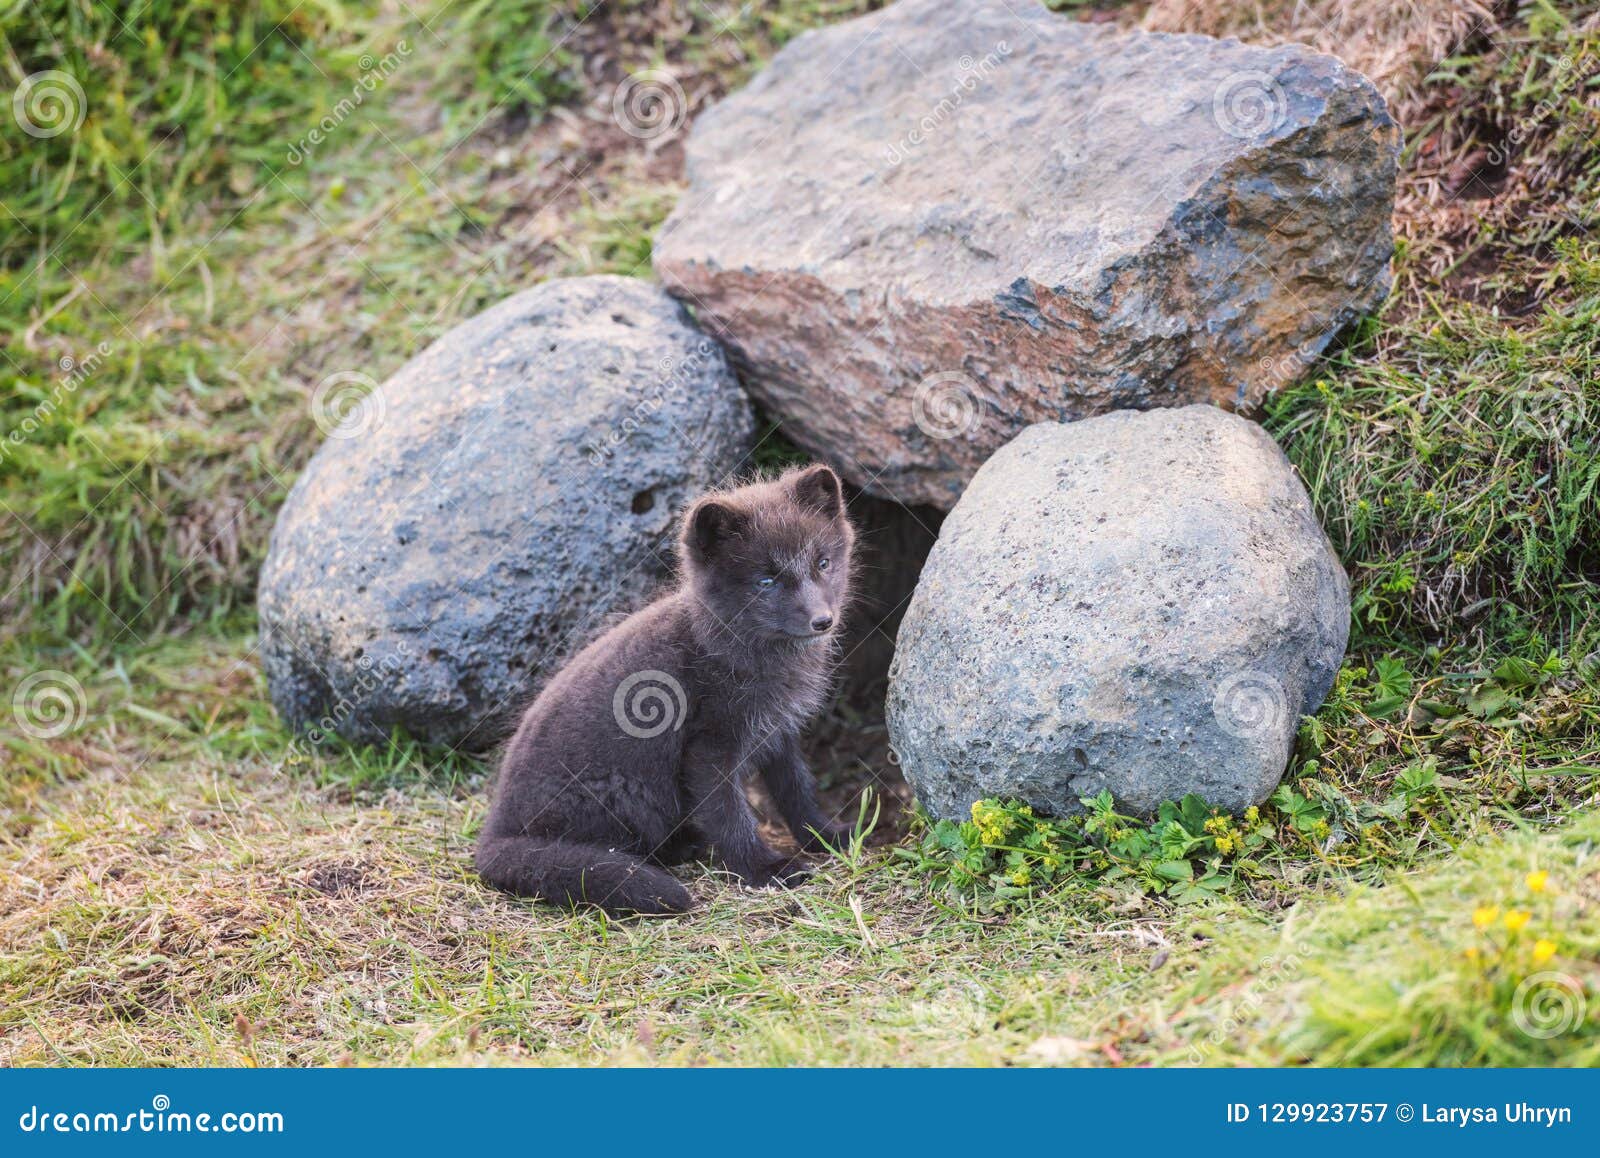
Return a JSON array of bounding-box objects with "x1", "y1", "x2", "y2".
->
[{"x1": 742, "y1": 857, "x2": 812, "y2": 889}]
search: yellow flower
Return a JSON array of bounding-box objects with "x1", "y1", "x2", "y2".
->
[
  {"x1": 1244, "y1": 806, "x2": 1260, "y2": 825},
  {"x1": 1463, "y1": 946, "x2": 1480, "y2": 960},
  {"x1": 1532, "y1": 939, "x2": 1557, "y2": 965},
  {"x1": 1525, "y1": 870, "x2": 1550, "y2": 894},
  {"x1": 1472, "y1": 905, "x2": 1500, "y2": 930},
  {"x1": 1011, "y1": 868, "x2": 1031, "y2": 887},
  {"x1": 1214, "y1": 834, "x2": 1235, "y2": 854},
  {"x1": 1503, "y1": 909, "x2": 1531, "y2": 933}
]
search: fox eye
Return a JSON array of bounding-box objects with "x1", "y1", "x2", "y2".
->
[
  {"x1": 756, "y1": 575, "x2": 776, "y2": 589},
  {"x1": 817, "y1": 556, "x2": 830, "y2": 572}
]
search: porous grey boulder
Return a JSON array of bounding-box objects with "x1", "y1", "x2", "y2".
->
[
  {"x1": 654, "y1": 0, "x2": 1398, "y2": 507},
  {"x1": 259, "y1": 276, "x2": 755, "y2": 748},
  {"x1": 885, "y1": 406, "x2": 1349, "y2": 818}
]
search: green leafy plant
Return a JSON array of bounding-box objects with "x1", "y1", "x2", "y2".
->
[{"x1": 897, "y1": 792, "x2": 1277, "y2": 911}]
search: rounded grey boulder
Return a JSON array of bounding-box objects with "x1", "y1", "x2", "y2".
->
[
  {"x1": 886, "y1": 406, "x2": 1349, "y2": 818},
  {"x1": 259, "y1": 276, "x2": 755, "y2": 748}
]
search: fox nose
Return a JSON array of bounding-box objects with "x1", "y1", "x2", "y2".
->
[{"x1": 810, "y1": 614, "x2": 834, "y2": 633}]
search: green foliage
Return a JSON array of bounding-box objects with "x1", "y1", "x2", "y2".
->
[
  {"x1": 1264, "y1": 9, "x2": 1600, "y2": 658},
  {"x1": 0, "y1": 0, "x2": 341, "y2": 269},
  {"x1": 905, "y1": 644, "x2": 1599, "y2": 913},
  {"x1": 0, "y1": 0, "x2": 577, "y2": 637},
  {"x1": 1266, "y1": 301, "x2": 1600, "y2": 655},
  {"x1": 898, "y1": 793, "x2": 1277, "y2": 911},
  {"x1": 426, "y1": 0, "x2": 576, "y2": 123}
]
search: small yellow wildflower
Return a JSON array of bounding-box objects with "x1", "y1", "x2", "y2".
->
[
  {"x1": 1214, "y1": 834, "x2": 1235, "y2": 855},
  {"x1": 1503, "y1": 909, "x2": 1531, "y2": 933},
  {"x1": 1463, "y1": 946, "x2": 1480, "y2": 961},
  {"x1": 1472, "y1": 905, "x2": 1500, "y2": 930},
  {"x1": 1532, "y1": 939, "x2": 1557, "y2": 965},
  {"x1": 1525, "y1": 870, "x2": 1550, "y2": 894},
  {"x1": 1243, "y1": 806, "x2": 1260, "y2": 825},
  {"x1": 1011, "y1": 868, "x2": 1031, "y2": 887}
]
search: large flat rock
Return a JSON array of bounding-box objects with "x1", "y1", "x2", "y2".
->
[
  {"x1": 258, "y1": 276, "x2": 755, "y2": 748},
  {"x1": 654, "y1": 0, "x2": 1398, "y2": 507}
]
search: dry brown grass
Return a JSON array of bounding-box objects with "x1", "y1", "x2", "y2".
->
[{"x1": 1146, "y1": 0, "x2": 1600, "y2": 314}]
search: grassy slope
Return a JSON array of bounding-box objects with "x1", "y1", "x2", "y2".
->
[{"x1": 2, "y1": 0, "x2": 1598, "y2": 1064}]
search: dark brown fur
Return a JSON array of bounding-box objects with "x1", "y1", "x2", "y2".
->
[{"x1": 476, "y1": 465, "x2": 856, "y2": 915}]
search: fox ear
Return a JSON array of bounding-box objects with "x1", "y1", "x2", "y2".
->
[
  {"x1": 789, "y1": 464, "x2": 844, "y2": 519},
  {"x1": 688, "y1": 499, "x2": 745, "y2": 560}
]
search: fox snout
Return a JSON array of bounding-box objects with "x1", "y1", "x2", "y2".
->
[{"x1": 796, "y1": 582, "x2": 837, "y2": 636}]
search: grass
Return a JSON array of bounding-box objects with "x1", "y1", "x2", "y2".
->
[{"x1": 2, "y1": 0, "x2": 1599, "y2": 1065}]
